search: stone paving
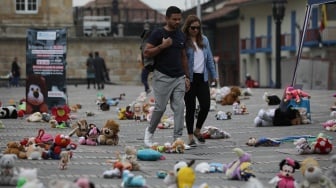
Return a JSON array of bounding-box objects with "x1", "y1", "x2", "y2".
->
[{"x1": 0, "y1": 85, "x2": 336, "y2": 188}]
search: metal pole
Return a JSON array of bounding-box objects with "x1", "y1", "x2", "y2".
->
[
  {"x1": 197, "y1": 0, "x2": 201, "y2": 20},
  {"x1": 291, "y1": 4, "x2": 312, "y2": 86},
  {"x1": 275, "y1": 19, "x2": 282, "y2": 88}
]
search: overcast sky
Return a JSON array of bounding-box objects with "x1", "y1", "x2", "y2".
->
[{"x1": 72, "y1": 0, "x2": 208, "y2": 11}]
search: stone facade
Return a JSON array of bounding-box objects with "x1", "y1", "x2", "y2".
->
[{"x1": 0, "y1": 36, "x2": 143, "y2": 85}]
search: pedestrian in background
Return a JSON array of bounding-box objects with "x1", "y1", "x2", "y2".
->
[
  {"x1": 138, "y1": 29, "x2": 153, "y2": 94},
  {"x1": 93, "y1": 51, "x2": 107, "y2": 90},
  {"x1": 10, "y1": 57, "x2": 21, "y2": 87},
  {"x1": 86, "y1": 52, "x2": 96, "y2": 89},
  {"x1": 143, "y1": 6, "x2": 190, "y2": 147},
  {"x1": 182, "y1": 15, "x2": 218, "y2": 147}
]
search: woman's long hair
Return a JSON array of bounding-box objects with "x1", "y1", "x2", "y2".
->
[{"x1": 182, "y1": 15, "x2": 204, "y2": 49}]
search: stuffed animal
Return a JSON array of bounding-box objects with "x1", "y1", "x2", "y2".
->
[
  {"x1": 223, "y1": 148, "x2": 251, "y2": 180},
  {"x1": 254, "y1": 108, "x2": 275, "y2": 126},
  {"x1": 16, "y1": 168, "x2": 44, "y2": 188},
  {"x1": 118, "y1": 107, "x2": 127, "y2": 120},
  {"x1": 176, "y1": 160, "x2": 207, "y2": 188},
  {"x1": 26, "y1": 144, "x2": 43, "y2": 160},
  {"x1": 132, "y1": 102, "x2": 144, "y2": 122},
  {"x1": 124, "y1": 146, "x2": 140, "y2": 171},
  {"x1": 221, "y1": 86, "x2": 241, "y2": 105},
  {"x1": 311, "y1": 133, "x2": 333, "y2": 154},
  {"x1": 0, "y1": 154, "x2": 19, "y2": 186},
  {"x1": 51, "y1": 105, "x2": 71, "y2": 124},
  {"x1": 70, "y1": 119, "x2": 89, "y2": 137},
  {"x1": 3, "y1": 141, "x2": 27, "y2": 159},
  {"x1": 74, "y1": 177, "x2": 95, "y2": 188},
  {"x1": 240, "y1": 162, "x2": 256, "y2": 181},
  {"x1": 0, "y1": 105, "x2": 18, "y2": 119},
  {"x1": 269, "y1": 158, "x2": 300, "y2": 188},
  {"x1": 170, "y1": 138, "x2": 185, "y2": 153},
  {"x1": 164, "y1": 160, "x2": 191, "y2": 188},
  {"x1": 299, "y1": 157, "x2": 336, "y2": 187},
  {"x1": 201, "y1": 126, "x2": 231, "y2": 139},
  {"x1": 59, "y1": 151, "x2": 71, "y2": 170},
  {"x1": 284, "y1": 86, "x2": 310, "y2": 103},
  {"x1": 78, "y1": 124, "x2": 100, "y2": 146},
  {"x1": 42, "y1": 134, "x2": 77, "y2": 160},
  {"x1": 263, "y1": 92, "x2": 281, "y2": 105},
  {"x1": 26, "y1": 112, "x2": 43, "y2": 122},
  {"x1": 273, "y1": 106, "x2": 302, "y2": 126},
  {"x1": 98, "y1": 119, "x2": 120, "y2": 145},
  {"x1": 121, "y1": 170, "x2": 147, "y2": 188},
  {"x1": 293, "y1": 137, "x2": 313, "y2": 154},
  {"x1": 25, "y1": 75, "x2": 49, "y2": 114},
  {"x1": 215, "y1": 111, "x2": 232, "y2": 120},
  {"x1": 246, "y1": 137, "x2": 281, "y2": 147},
  {"x1": 69, "y1": 104, "x2": 82, "y2": 113},
  {"x1": 103, "y1": 161, "x2": 124, "y2": 179},
  {"x1": 326, "y1": 154, "x2": 336, "y2": 185}
]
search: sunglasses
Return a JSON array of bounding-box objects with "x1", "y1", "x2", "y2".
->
[{"x1": 190, "y1": 26, "x2": 200, "y2": 30}]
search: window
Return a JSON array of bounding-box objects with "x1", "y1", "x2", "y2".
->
[{"x1": 15, "y1": 0, "x2": 38, "y2": 14}]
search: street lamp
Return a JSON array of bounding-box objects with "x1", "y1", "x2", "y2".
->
[{"x1": 272, "y1": 0, "x2": 286, "y2": 89}]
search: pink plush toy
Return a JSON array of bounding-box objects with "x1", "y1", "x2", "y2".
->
[
  {"x1": 284, "y1": 86, "x2": 310, "y2": 103},
  {"x1": 79, "y1": 124, "x2": 100, "y2": 146}
]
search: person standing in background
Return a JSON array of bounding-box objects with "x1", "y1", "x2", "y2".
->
[
  {"x1": 143, "y1": 6, "x2": 190, "y2": 147},
  {"x1": 182, "y1": 15, "x2": 218, "y2": 147},
  {"x1": 10, "y1": 57, "x2": 21, "y2": 87},
  {"x1": 93, "y1": 51, "x2": 107, "y2": 90},
  {"x1": 138, "y1": 29, "x2": 153, "y2": 94},
  {"x1": 86, "y1": 52, "x2": 96, "y2": 89}
]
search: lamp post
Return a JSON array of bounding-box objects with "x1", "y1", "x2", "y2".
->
[{"x1": 272, "y1": 0, "x2": 286, "y2": 89}]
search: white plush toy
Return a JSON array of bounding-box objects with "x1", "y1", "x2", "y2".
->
[
  {"x1": 254, "y1": 108, "x2": 275, "y2": 126},
  {"x1": 17, "y1": 168, "x2": 44, "y2": 188}
]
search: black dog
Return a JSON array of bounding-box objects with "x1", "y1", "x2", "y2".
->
[{"x1": 263, "y1": 92, "x2": 281, "y2": 105}]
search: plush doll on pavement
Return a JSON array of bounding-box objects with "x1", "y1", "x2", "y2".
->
[
  {"x1": 223, "y1": 148, "x2": 251, "y2": 180},
  {"x1": 299, "y1": 157, "x2": 336, "y2": 188},
  {"x1": 269, "y1": 157, "x2": 300, "y2": 188},
  {"x1": 42, "y1": 134, "x2": 77, "y2": 160}
]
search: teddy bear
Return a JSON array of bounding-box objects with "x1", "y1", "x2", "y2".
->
[
  {"x1": 221, "y1": 86, "x2": 241, "y2": 105},
  {"x1": 123, "y1": 146, "x2": 140, "y2": 171},
  {"x1": 78, "y1": 124, "x2": 100, "y2": 146},
  {"x1": 269, "y1": 158, "x2": 301, "y2": 188},
  {"x1": 170, "y1": 138, "x2": 185, "y2": 154},
  {"x1": 0, "y1": 154, "x2": 19, "y2": 186},
  {"x1": 70, "y1": 119, "x2": 89, "y2": 137},
  {"x1": 42, "y1": 134, "x2": 77, "y2": 160},
  {"x1": 164, "y1": 160, "x2": 189, "y2": 188},
  {"x1": 3, "y1": 141, "x2": 27, "y2": 159},
  {"x1": 299, "y1": 157, "x2": 335, "y2": 187},
  {"x1": 26, "y1": 144, "x2": 43, "y2": 160},
  {"x1": 25, "y1": 75, "x2": 49, "y2": 114},
  {"x1": 98, "y1": 119, "x2": 120, "y2": 145}
]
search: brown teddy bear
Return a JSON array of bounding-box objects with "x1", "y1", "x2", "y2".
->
[
  {"x1": 98, "y1": 119, "x2": 120, "y2": 145},
  {"x1": 221, "y1": 86, "x2": 241, "y2": 105},
  {"x1": 25, "y1": 75, "x2": 49, "y2": 114},
  {"x1": 3, "y1": 141, "x2": 27, "y2": 159},
  {"x1": 171, "y1": 138, "x2": 185, "y2": 153}
]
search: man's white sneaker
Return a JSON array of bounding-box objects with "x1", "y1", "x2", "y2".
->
[{"x1": 144, "y1": 127, "x2": 154, "y2": 147}]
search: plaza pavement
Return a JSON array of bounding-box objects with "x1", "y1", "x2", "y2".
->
[{"x1": 0, "y1": 84, "x2": 335, "y2": 188}]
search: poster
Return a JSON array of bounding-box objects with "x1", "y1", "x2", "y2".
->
[{"x1": 26, "y1": 28, "x2": 68, "y2": 114}]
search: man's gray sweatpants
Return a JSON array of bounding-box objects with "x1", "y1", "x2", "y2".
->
[{"x1": 147, "y1": 70, "x2": 186, "y2": 140}]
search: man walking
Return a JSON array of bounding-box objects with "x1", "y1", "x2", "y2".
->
[{"x1": 143, "y1": 6, "x2": 190, "y2": 147}]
